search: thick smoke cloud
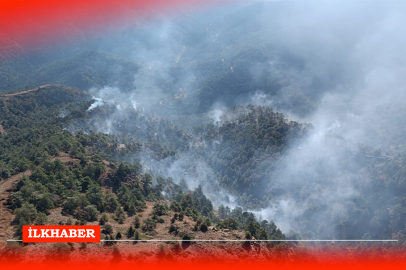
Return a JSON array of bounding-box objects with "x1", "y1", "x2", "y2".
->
[
  {"x1": 249, "y1": 0, "x2": 406, "y2": 237},
  {"x1": 70, "y1": 0, "x2": 406, "y2": 238}
]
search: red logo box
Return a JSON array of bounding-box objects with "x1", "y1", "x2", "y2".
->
[{"x1": 23, "y1": 225, "x2": 100, "y2": 243}]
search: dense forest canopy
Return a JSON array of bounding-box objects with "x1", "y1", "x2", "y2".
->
[{"x1": 1, "y1": 0, "x2": 406, "y2": 242}]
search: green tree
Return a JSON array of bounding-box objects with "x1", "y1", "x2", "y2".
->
[
  {"x1": 14, "y1": 203, "x2": 37, "y2": 224},
  {"x1": 105, "y1": 194, "x2": 119, "y2": 213},
  {"x1": 62, "y1": 196, "x2": 79, "y2": 215},
  {"x1": 152, "y1": 203, "x2": 169, "y2": 216},
  {"x1": 115, "y1": 206, "x2": 125, "y2": 221},
  {"x1": 127, "y1": 226, "x2": 135, "y2": 238},
  {"x1": 99, "y1": 213, "x2": 108, "y2": 225},
  {"x1": 102, "y1": 224, "x2": 113, "y2": 235},
  {"x1": 36, "y1": 195, "x2": 54, "y2": 213},
  {"x1": 142, "y1": 174, "x2": 153, "y2": 195},
  {"x1": 134, "y1": 216, "x2": 140, "y2": 229},
  {"x1": 219, "y1": 217, "x2": 238, "y2": 230},
  {"x1": 200, "y1": 223, "x2": 208, "y2": 232},
  {"x1": 134, "y1": 230, "x2": 140, "y2": 242},
  {"x1": 142, "y1": 218, "x2": 156, "y2": 232},
  {"x1": 86, "y1": 185, "x2": 104, "y2": 211},
  {"x1": 84, "y1": 205, "x2": 99, "y2": 222},
  {"x1": 16, "y1": 218, "x2": 29, "y2": 237},
  {"x1": 35, "y1": 212, "x2": 48, "y2": 225},
  {"x1": 127, "y1": 204, "x2": 136, "y2": 216}
]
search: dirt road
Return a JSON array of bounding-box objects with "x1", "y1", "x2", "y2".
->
[
  {"x1": 0, "y1": 154, "x2": 78, "y2": 248},
  {"x1": 0, "y1": 84, "x2": 52, "y2": 98},
  {"x1": 0, "y1": 170, "x2": 32, "y2": 248}
]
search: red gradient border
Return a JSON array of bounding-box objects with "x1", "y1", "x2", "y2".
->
[
  {"x1": 0, "y1": 0, "x2": 234, "y2": 57},
  {"x1": 1, "y1": 244, "x2": 406, "y2": 269},
  {"x1": 1, "y1": 0, "x2": 406, "y2": 268}
]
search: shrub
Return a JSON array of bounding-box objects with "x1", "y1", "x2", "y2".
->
[
  {"x1": 102, "y1": 224, "x2": 113, "y2": 235},
  {"x1": 169, "y1": 224, "x2": 179, "y2": 234},
  {"x1": 156, "y1": 217, "x2": 165, "y2": 223},
  {"x1": 84, "y1": 205, "x2": 99, "y2": 222},
  {"x1": 200, "y1": 223, "x2": 208, "y2": 232},
  {"x1": 14, "y1": 203, "x2": 37, "y2": 224},
  {"x1": 99, "y1": 213, "x2": 108, "y2": 225}
]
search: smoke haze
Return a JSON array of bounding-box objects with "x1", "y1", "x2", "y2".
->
[{"x1": 18, "y1": 0, "x2": 405, "y2": 239}]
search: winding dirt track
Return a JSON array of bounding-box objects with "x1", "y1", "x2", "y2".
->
[
  {"x1": 0, "y1": 84, "x2": 52, "y2": 98},
  {"x1": 0, "y1": 83, "x2": 81, "y2": 248},
  {"x1": 0, "y1": 171, "x2": 32, "y2": 248},
  {"x1": 0, "y1": 154, "x2": 78, "y2": 249}
]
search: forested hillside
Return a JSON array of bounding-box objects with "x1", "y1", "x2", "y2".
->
[
  {"x1": 0, "y1": 86, "x2": 286, "y2": 246},
  {"x1": 0, "y1": 51, "x2": 141, "y2": 93},
  {"x1": 1, "y1": 82, "x2": 406, "y2": 242},
  {"x1": 1, "y1": 0, "x2": 406, "y2": 250}
]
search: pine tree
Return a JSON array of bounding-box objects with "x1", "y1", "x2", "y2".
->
[
  {"x1": 128, "y1": 204, "x2": 136, "y2": 216},
  {"x1": 115, "y1": 206, "x2": 125, "y2": 220},
  {"x1": 127, "y1": 226, "x2": 135, "y2": 238},
  {"x1": 133, "y1": 230, "x2": 140, "y2": 244},
  {"x1": 35, "y1": 213, "x2": 48, "y2": 225},
  {"x1": 218, "y1": 205, "x2": 226, "y2": 219},
  {"x1": 134, "y1": 216, "x2": 140, "y2": 229},
  {"x1": 142, "y1": 218, "x2": 156, "y2": 231}
]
